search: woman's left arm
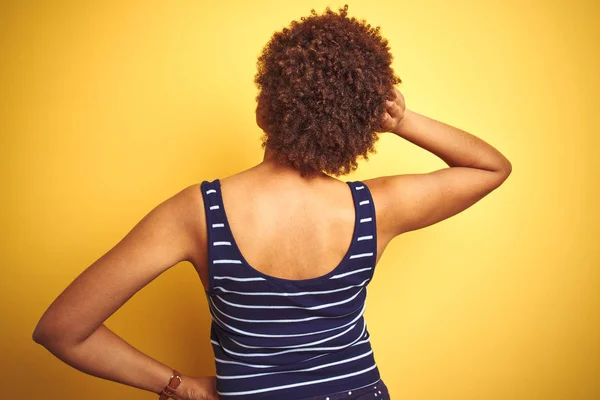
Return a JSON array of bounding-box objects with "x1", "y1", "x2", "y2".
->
[{"x1": 32, "y1": 184, "x2": 202, "y2": 397}]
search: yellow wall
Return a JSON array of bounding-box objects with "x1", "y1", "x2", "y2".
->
[{"x1": 1, "y1": 1, "x2": 598, "y2": 398}]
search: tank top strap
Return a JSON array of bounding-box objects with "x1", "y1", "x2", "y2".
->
[
  {"x1": 345, "y1": 180, "x2": 377, "y2": 266},
  {"x1": 200, "y1": 178, "x2": 241, "y2": 295},
  {"x1": 200, "y1": 179, "x2": 227, "y2": 234}
]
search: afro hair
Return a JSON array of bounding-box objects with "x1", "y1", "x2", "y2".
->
[{"x1": 254, "y1": 4, "x2": 402, "y2": 178}]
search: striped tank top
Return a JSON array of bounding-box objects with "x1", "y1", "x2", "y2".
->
[{"x1": 200, "y1": 178, "x2": 381, "y2": 400}]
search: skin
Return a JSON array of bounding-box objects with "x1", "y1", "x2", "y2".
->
[{"x1": 32, "y1": 87, "x2": 511, "y2": 400}]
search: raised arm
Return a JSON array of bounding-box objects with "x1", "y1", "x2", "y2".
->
[{"x1": 365, "y1": 87, "x2": 512, "y2": 241}]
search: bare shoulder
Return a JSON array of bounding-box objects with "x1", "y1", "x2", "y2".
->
[
  {"x1": 168, "y1": 183, "x2": 210, "y2": 290},
  {"x1": 362, "y1": 176, "x2": 397, "y2": 246},
  {"x1": 178, "y1": 183, "x2": 208, "y2": 264},
  {"x1": 146, "y1": 183, "x2": 206, "y2": 261}
]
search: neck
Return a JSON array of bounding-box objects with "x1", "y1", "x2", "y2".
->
[{"x1": 257, "y1": 144, "x2": 329, "y2": 182}]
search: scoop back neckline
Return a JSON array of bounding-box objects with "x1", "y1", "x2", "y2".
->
[{"x1": 213, "y1": 178, "x2": 360, "y2": 286}]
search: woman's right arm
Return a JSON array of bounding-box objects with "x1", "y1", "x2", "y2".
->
[{"x1": 365, "y1": 91, "x2": 512, "y2": 241}]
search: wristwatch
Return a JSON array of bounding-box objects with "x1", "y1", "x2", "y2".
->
[{"x1": 159, "y1": 369, "x2": 182, "y2": 399}]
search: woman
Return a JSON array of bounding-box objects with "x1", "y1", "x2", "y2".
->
[{"x1": 32, "y1": 5, "x2": 511, "y2": 400}]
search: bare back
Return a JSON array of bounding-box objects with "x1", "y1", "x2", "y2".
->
[{"x1": 187, "y1": 168, "x2": 393, "y2": 292}]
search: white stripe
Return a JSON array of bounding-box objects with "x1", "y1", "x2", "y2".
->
[
  {"x1": 212, "y1": 223, "x2": 225, "y2": 228},
  {"x1": 214, "y1": 276, "x2": 265, "y2": 282},
  {"x1": 210, "y1": 297, "x2": 357, "y2": 323},
  {"x1": 299, "y1": 336, "x2": 372, "y2": 365},
  {"x1": 206, "y1": 189, "x2": 216, "y2": 194},
  {"x1": 355, "y1": 185, "x2": 365, "y2": 190},
  {"x1": 305, "y1": 333, "x2": 372, "y2": 363},
  {"x1": 213, "y1": 241, "x2": 232, "y2": 246},
  {"x1": 349, "y1": 252, "x2": 373, "y2": 259},
  {"x1": 213, "y1": 278, "x2": 369, "y2": 296},
  {"x1": 208, "y1": 302, "x2": 366, "y2": 338},
  {"x1": 360, "y1": 217, "x2": 372, "y2": 223},
  {"x1": 228, "y1": 323, "x2": 357, "y2": 350},
  {"x1": 217, "y1": 363, "x2": 378, "y2": 396},
  {"x1": 214, "y1": 287, "x2": 364, "y2": 310},
  {"x1": 210, "y1": 205, "x2": 220, "y2": 210},
  {"x1": 213, "y1": 259, "x2": 243, "y2": 264},
  {"x1": 359, "y1": 200, "x2": 370, "y2": 205},
  {"x1": 217, "y1": 349, "x2": 373, "y2": 379},
  {"x1": 214, "y1": 357, "x2": 275, "y2": 369},
  {"x1": 212, "y1": 320, "x2": 366, "y2": 357},
  {"x1": 331, "y1": 267, "x2": 372, "y2": 279},
  {"x1": 357, "y1": 235, "x2": 373, "y2": 241}
]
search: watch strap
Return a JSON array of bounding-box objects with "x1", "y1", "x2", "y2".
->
[{"x1": 159, "y1": 369, "x2": 182, "y2": 400}]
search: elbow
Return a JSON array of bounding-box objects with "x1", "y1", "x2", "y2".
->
[
  {"x1": 493, "y1": 161, "x2": 512, "y2": 187},
  {"x1": 33, "y1": 308, "x2": 62, "y2": 345},
  {"x1": 33, "y1": 310, "x2": 82, "y2": 350},
  {"x1": 32, "y1": 319, "x2": 60, "y2": 347},
  {"x1": 32, "y1": 322, "x2": 50, "y2": 345},
  {"x1": 500, "y1": 160, "x2": 512, "y2": 178},
  {"x1": 33, "y1": 319, "x2": 87, "y2": 350},
  {"x1": 32, "y1": 326, "x2": 65, "y2": 353},
  {"x1": 494, "y1": 156, "x2": 512, "y2": 178}
]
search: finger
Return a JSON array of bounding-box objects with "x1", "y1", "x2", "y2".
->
[{"x1": 386, "y1": 101, "x2": 397, "y2": 115}]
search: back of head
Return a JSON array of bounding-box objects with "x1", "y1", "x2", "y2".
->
[{"x1": 254, "y1": 4, "x2": 401, "y2": 178}]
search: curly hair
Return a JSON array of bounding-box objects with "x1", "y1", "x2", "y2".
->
[{"x1": 254, "y1": 4, "x2": 401, "y2": 178}]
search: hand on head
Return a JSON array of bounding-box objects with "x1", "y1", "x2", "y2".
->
[{"x1": 379, "y1": 86, "x2": 406, "y2": 133}]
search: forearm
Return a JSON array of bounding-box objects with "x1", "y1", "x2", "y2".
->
[
  {"x1": 394, "y1": 109, "x2": 512, "y2": 172},
  {"x1": 35, "y1": 323, "x2": 176, "y2": 396}
]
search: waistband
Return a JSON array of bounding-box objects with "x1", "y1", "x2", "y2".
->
[{"x1": 299, "y1": 379, "x2": 390, "y2": 400}]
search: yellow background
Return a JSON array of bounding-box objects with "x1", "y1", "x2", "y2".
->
[{"x1": 1, "y1": 0, "x2": 598, "y2": 399}]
